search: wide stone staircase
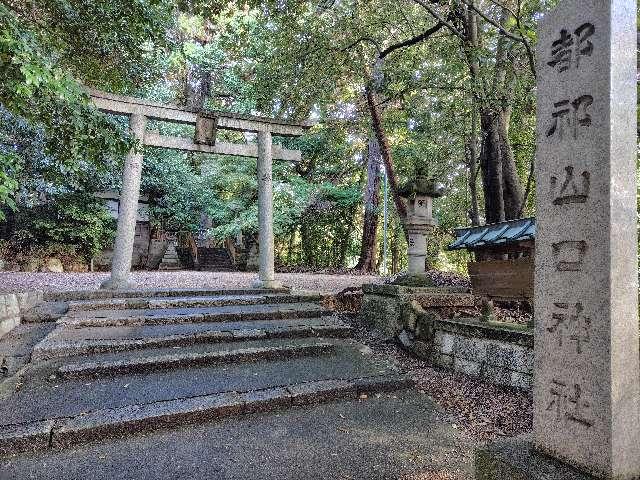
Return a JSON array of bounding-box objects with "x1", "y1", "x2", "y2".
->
[{"x1": 0, "y1": 288, "x2": 412, "y2": 456}]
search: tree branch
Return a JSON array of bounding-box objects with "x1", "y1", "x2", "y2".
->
[
  {"x1": 409, "y1": 0, "x2": 466, "y2": 39},
  {"x1": 379, "y1": 22, "x2": 444, "y2": 59}
]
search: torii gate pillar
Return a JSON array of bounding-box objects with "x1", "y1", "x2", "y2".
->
[
  {"x1": 253, "y1": 131, "x2": 281, "y2": 290},
  {"x1": 101, "y1": 114, "x2": 147, "y2": 291}
]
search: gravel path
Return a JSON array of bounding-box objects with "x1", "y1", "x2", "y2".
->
[{"x1": 0, "y1": 271, "x2": 385, "y2": 295}]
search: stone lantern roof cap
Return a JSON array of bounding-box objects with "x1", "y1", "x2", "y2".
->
[{"x1": 397, "y1": 175, "x2": 445, "y2": 199}]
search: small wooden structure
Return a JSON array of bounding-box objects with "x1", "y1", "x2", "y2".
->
[{"x1": 448, "y1": 218, "x2": 536, "y2": 301}]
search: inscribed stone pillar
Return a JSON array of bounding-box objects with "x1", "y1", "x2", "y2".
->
[
  {"x1": 534, "y1": 1, "x2": 639, "y2": 478},
  {"x1": 253, "y1": 131, "x2": 281, "y2": 289},
  {"x1": 101, "y1": 114, "x2": 147, "y2": 290}
]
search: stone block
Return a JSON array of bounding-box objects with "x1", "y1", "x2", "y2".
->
[
  {"x1": 2, "y1": 295, "x2": 20, "y2": 318},
  {"x1": 440, "y1": 333, "x2": 455, "y2": 355},
  {"x1": 54, "y1": 392, "x2": 244, "y2": 447},
  {"x1": 0, "y1": 317, "x2": 20, "y2": 338},
  {"x1": 0, "y1": 420, "x2": 55, "y2": 456},
  {"x1": 359, "y1": 294, "x2": 402, "y2": 336},
  {"x1": 436, "y1": 354, "x2": 454, "y2": 369},
  {"x1": 484, "y1": 342, "x2": 514, "y2": 369},
  {"x1": 242, "y1": 387, "x2": 291, "y2": 413},
  {"x1": 454, "y1": 358, "x2": 481, "y2": 377},
  {"x1": 474, "y1": 435, "x2": 591, "y2": 480},
  {"x1": 15, "y1": 291, "x2": 43, "y2": 313},
  {"x1": 510, "y1": 372, "x2": 533, "y2": 391},
  {"x1": 413, "y1": 293, "x2": 476, "y2": 308},
  {"x1": 482, "y1": 365, "x2": 511, "y2": 388},
  {"x1": 534, "y1": 1, "x2": 640, "y2": 475},
  {"x1": 511, "y1": 346, "x2": 533, "y2": 373},
  {"x1": 288, "y1": 379, "x2": 357, "y2": 406},
  {"x1": 454, "y1": 336, "x2": 486, "y2": 363}
]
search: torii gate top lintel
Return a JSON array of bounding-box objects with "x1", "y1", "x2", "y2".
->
[
  {"x1": 89, "y1": 88, "x2": 313, "y2": 135},
  {"x1": 89, "y1": 88, "x2": 313, "y2": 162}
]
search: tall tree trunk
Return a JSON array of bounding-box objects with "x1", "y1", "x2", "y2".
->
[
  {"x1": 355, "y1": 136, "x2": 382, "y2": 271},
  {"x1": 365, "y1": 86, "x2": 408, "y2": 224},
  {"x1": 479, "y1": 108, "x2": 523, "y2": 223},
  {"x1": 464, "y1": 4, "x2": 524, "y2": 225},
  {"x1": 467, "y1": 106, "x2": 481, "y2": 226}
]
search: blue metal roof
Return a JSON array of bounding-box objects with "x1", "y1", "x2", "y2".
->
[{"x1": 448, "y1": 218, "x2": 536, "y2": 251}]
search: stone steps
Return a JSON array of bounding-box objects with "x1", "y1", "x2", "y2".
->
[
  {"x1": 57, "y1": 341, "x2": 336, "y2": 378},
  {"x1": 0, "y1": 288, "x2": 413, "y2": 458},
  {"x1": 2, "y1": 340, "x2": 395, "y2": 425},
  {"x1": 33, "y1": 318, "x2": 352, "y2": 360},
  {"x1": 67, "y1": 293, "x2": 323, "y2": 313},
  {"x1": 0, "y1": 373, "x2": 413, "y2": 455},
  {"x1": 43, "y1": 288, "x2": 290, "y2": 303},
  {"x1": 60, "y1": 302, "x2": 329, "y2": 328}
]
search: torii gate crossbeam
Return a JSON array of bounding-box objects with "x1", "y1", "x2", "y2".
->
[{"x1": 90, "y1": 89, "x2": 312, "y2": 290}]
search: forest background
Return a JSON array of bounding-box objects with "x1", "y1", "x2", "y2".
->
[{"x1": 3, "y1": 0, "x2": 627, "y2": 275}]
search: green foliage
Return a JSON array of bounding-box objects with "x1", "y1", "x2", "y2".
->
[
  {"x1": 1, "y1": 0, "x2": 173, "y2": 254},
  {"x1": 10, "y1": 193, "x2": 116, "y2": 259},
  {"x1": 142, "y1": 148, "x2": 212, "y2": 232}
]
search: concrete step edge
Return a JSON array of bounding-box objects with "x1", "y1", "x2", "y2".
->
[
  {"x1": 44, "y1": 288, "x2": 291, "y2": 303},
  {"x1": 0, "y1": 374, "x2": 415, "y2": 456},
  {"x1": 67, "y1": 293, "x2": 324, "y2": 313},
  {"x1": 32, "y1": 323, "x2": 353, "y2": 361},
  {"x1": 57, "y1": 342, "x2": 337, "y2": 378},
  {"x1": 60, "y1": 305, "x2": 333, "y2": 329}
]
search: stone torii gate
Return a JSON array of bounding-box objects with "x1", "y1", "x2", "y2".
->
[{"x1": 89, "y1": 89, "x2": 311, "y2": 290}]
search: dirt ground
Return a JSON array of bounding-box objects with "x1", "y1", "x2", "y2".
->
[{"x1": 0, "y1": 271, "x2": 385, "y2": 295}]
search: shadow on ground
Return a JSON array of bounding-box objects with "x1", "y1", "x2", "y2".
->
[{"x1": 0, "y1": 391, "x2": 473, "y2": 480}]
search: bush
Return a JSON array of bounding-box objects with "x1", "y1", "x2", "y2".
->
[{"x1": 9, "y1": 192, "x2": 116, "y2": 260}]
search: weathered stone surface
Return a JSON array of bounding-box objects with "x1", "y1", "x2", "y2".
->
[
  {"x1": 475, "y1": 435, "x2": 595, "y2": 480},
  {"x1": 453, "y1": 336, "x2": 486, "y2": 363},
  {"x1": 0, "y1": 317, "x2": 20, "y2": 338},
  {"x1": 511, "y1": 372, "x2": 533, "y2": 391},
  {"x1": 21, "y1": 301, "x2": 67, "y2": 324},
  {"x1": 0, "y1": 420, "x2": 54, "y2": 456},
  {"x1": 454, "y1": 358, "x2": 481, "y2": 377},
  {"x1": 288, "y1": 379, "x2": 357, "y2": 405},
  {"x1": 440, "y1": 333, "x2": 455, "y2": 355},
  {"x1": 534, "y1": 1, "x2": 639, "y2": 477},
  {"x1": 359, "y1": 294, "x2": 403, "y2": 336},
  {"x1": 101, "y1": 114, "x2": 147, "y2": 290},
  {"x1": 437, "y1": 318, "x2": 533, "y2": 348},
  {"x1": 362, "y1": 283, "x2": 469, "y2": 296},
  {"x1": 482, "y1": 365, "x2": 512, "y2": 387},
  {"x1": 0, "y1": 291, "x2": 44, "y2": 338},
  {"x1": 57, "y1": 341, "x2": 335, "y2": 377},
  {"x1": 53, "y1": 392, "x2": 244, "y2": 448},
  {"x1": 241, "y1": 387, "x2": 292, "y2": 413},
  {"x1": 252, "y1": 130, "x2": 282, "y2": 290},
  {"x1": 360, "y1": 284, "x2": 472, "y2": 338}
]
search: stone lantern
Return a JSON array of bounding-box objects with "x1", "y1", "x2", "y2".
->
[{"x1": 396, "y1": 175, "x2": 445, "y2": 285}]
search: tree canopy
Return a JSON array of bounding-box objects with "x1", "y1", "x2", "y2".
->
[{"x1": 4, "y1": 0, "x2": 629, "y2": 274}]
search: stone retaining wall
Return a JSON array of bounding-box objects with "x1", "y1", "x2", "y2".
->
[
  {"x1": 429, "y1": 317, "x2": 533, "y2": 390},
  {"x1": 0, "y1": 291, "x2": 43, "y2": 338}
]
